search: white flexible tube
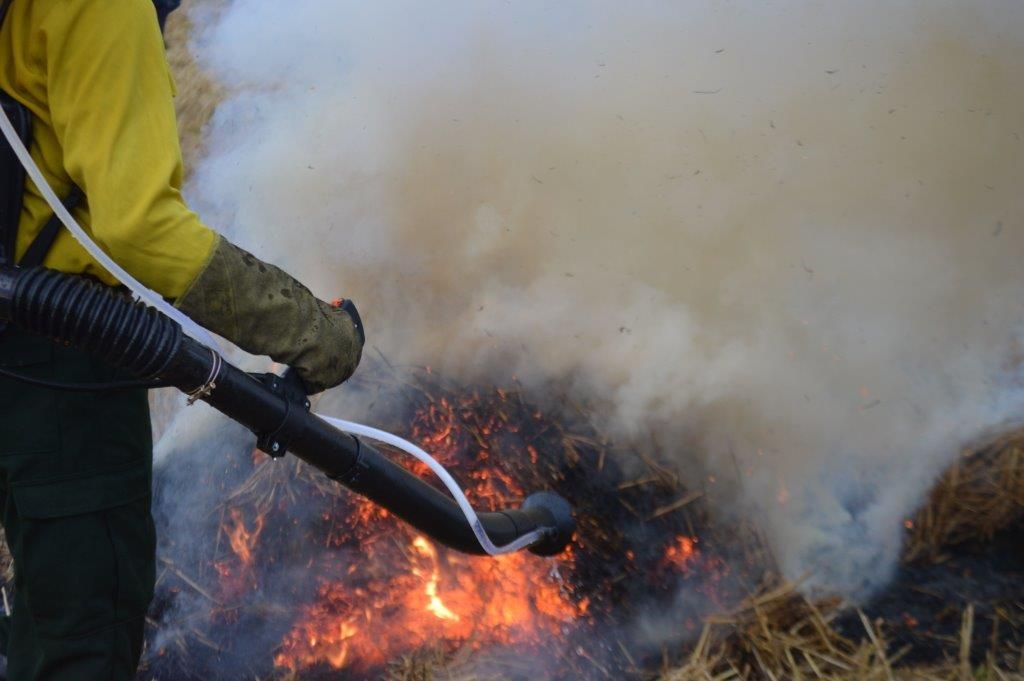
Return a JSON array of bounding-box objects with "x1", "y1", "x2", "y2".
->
[
  {"x1": 0, "y1": 107, "x2": 219, "y2": 349},
  {"x1": 318, "y1": 415, "x2": 548, "y2": 555}
]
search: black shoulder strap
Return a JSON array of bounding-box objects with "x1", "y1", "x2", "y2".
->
[
  {"x1": 0, "y1": 90, "x2": 30, "y2": 268},
  {"x1": 154, "y1": 0, "x2": 181, "y2": 33},
  {"x1": 19, "y1": 187, "x2": 83, "y2": 268},
  {"x1": 0, "y1": 0, "x2": 85, "y2": 270}
]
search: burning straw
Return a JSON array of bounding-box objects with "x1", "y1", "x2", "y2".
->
[{"x1": 144, "y1": 359, "x2": 743, "y2": 679}]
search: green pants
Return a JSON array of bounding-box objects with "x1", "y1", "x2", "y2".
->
[{"x1": 0, "y1": 329, "x2": 155, "y2": 681}]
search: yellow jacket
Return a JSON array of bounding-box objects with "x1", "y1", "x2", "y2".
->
[{"x1": 0, "y1": 0, "x2": 215, "y2": 298}]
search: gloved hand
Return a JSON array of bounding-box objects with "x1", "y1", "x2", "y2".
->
[{"x1": 175, "y1": 236, "x2": 363, "y2": 394}]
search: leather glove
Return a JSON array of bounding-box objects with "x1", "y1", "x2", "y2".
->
[{"x1": 175, "y1": 236, "x2": 363, "y2": 394}]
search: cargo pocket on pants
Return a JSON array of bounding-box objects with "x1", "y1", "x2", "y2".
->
[{"x1": 11, "y1": 468, "x2": 156, "y2": 640}]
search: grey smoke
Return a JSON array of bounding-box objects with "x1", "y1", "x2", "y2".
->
[{"x1": 169, "y1": 0, "x2": 1024, "y2": 600}]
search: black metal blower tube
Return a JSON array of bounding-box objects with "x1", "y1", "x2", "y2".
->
[{"x1": 0, "y1": 267, "x2": 575, "y2": 556}]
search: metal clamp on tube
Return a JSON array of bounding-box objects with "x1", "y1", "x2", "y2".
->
[{"x1": 0, "y1": 265, "x2": 576, "y2": 557}]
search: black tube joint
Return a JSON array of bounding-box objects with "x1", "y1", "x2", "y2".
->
[
  {"x1": 254, "y1": 370, "x2": 311, "y2": 457},
  {"x1": 329, "y1": 435, "x2": 371, "y2": 485}
]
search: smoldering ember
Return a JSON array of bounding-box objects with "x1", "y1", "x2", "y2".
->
[{"x1": 1, "y1": 0, "x2": 1021, "y2": 680}]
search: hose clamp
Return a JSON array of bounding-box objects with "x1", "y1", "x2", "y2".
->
[{"x1": 185, "y1": 349, "x2": 222, "y2": 406}]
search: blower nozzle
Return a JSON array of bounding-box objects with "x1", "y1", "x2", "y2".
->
[{"x1": 0, "y1": 266, "x2": 575, "y2": 557}]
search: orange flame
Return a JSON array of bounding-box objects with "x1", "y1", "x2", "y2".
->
[
  {"x1": 663, "y1": 536, "x2": 698, "y2": 573},
  {"x1": 226, "y1": 507, "x2": 265, "y2": 566},
  {"x1": 273, "y1": 532, "x2": 583, "y2": 671},
  {"x1": 213, "y1": 508, "x2": 267, "y2": 600},
  {"x1": 264, "y1": 385, "x2": 714, "y2": 673},
  {"x1": 272, "y1": 389, "x2": 589, "y2": 672},
  {"x1": 411, "y1": 537, "x2": 460, "y2": 622},
  {"x1": 188, "y1": 379, "x2": 732, "y2": 677}
]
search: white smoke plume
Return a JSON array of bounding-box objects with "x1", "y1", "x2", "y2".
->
[{"x1": 179, "y1": 0, "x2": 1024, "y2": 599}]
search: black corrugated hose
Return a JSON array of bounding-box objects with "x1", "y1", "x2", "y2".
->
[{"x1": 0, "y1": 268, "x2": 177, "y2": 391}]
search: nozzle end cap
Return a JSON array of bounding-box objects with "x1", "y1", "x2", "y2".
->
[{"x1": 522, "y1": 491, "x2": 575, "y2": 556}]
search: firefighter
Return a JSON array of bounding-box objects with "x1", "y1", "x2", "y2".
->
[{"x1": 0, "y1": 0, "x2": 363, "y2": 678}]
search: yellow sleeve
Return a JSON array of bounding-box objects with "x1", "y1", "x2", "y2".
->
[{"x1": 42, "y1": 0, "x2": 216, "y2": 298}]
